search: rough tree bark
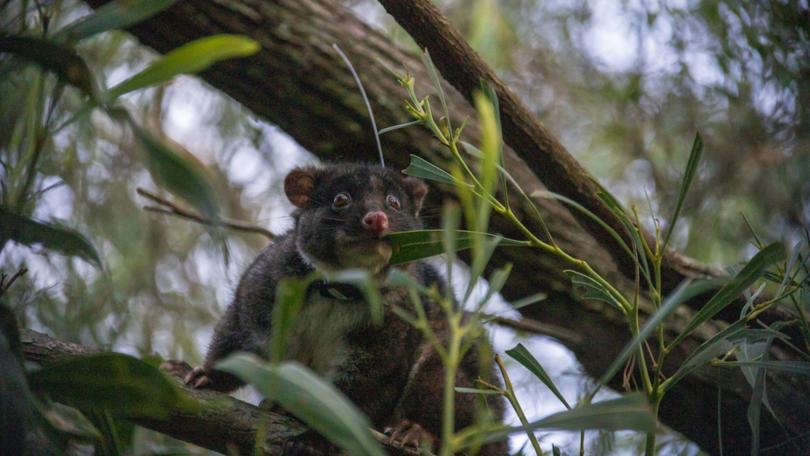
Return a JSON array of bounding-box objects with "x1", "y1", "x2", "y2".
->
[
  {"x1": 20, "y1": 329, "x2": 422, "y2": 455},
  {"x1": 77, "y1": 0, "x2": 810, "y2": 454}
]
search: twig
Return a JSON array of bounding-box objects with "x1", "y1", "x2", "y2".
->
[
  {"x1": 136, "y1": 187, "x2": 275, "y2": 240},
  {"x1": 0, "y1": 266, "x2": 28, "y2": 297},
  {"x1": 483, "y1": 314, "x2": 583, "y2": 345}
]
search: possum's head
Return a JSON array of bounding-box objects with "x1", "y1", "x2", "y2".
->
[{"x1": 284, "y1": 163, "x2": 428, "y2": 275}]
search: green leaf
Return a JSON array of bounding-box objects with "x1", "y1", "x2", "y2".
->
[
  {"x1": 469, "y1": 394, "x2": 655, "y2": 445},
  {"x1": 506, "y1": 343, "x2": 570, "y2": 410},
  {"x1": 39, "y1": 402, "x2": 101, "y2": 442},
  {"x1": 113, "y1": 110, "x2": 220, "y2": 221},
  {"x1": 324, "y1": 269, "x2": 383, "y2": 325},
  {"x1": 0, "y1": 37, "x2": 97, "y2": 98},
  {"x1": 717, "y1": 360, "x2": 810, "y2": 376},
  {"x1": 599, "y1": 279, "x2": 696, "y2": 386},
  {"x1": 455, "y1": 387, "x2": 502, "y2": 395},
  {"x1": 386, "y1": 229, "x2": 528, "y2": 265},
  {"x1": 532, "y1": 190, "x2": 633, "y2": 262},
  {"x1": 662, "y1": 320, "x2": 746, "y2": 393},
  {"x1": 403, "y1": 155, "x2": 471, "y2": 187},
  {"x1": 564, "y1": 270, "x2": 626, "y2": 313},
  {"x1": 663, "y1": 132, "x2": 702, "y2": 249},
  {"x1": 28, "y1": 353, "x2": 189, "y2": 420},
  {"x1": 105, "y1": 34, "x2": 260, "y2": 101},
  {"x1": 0, "y1": 208, "x2": 101, "y2": 268},
  {"x1": 385, "y1": 268, "x2": 430, "y2": 294},
  {"x1": 270, "y1": 277, "x2": 311, "y2": 363},
  {"x1": 377, "y1": 120, "x2": 421, "y2": 135},
  {"x1": 216, "y1": 354, "x2": 385, "y2": 456},
  {"x1": 509, "y1": 292, "x2": 547, "y2": 310},
  {"x1": 420, "y1": 49, "x2": 449, "y2": 120},
  {"x1": 670, "y1": 243, "x2": 785, "y2": 348},
  {"x1": 54, "y1": 0, "x2": 178, "y2": 43}
]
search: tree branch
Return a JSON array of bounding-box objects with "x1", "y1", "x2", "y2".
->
[
  {"x1": 20, "y1": 329, "x2": 427, "y2": 455},
  {"x1": 137, "y1": 187, "x2": 276, "y2": 240}
]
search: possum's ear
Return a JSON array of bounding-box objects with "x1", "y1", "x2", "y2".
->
[
  {"x1": 284, "y1": 167, "x2": 320, "y2": 207},
  {"x1": 402, "y1": 176, "x2": 428, "y2": 215}
]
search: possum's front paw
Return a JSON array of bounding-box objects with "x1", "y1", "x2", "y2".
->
[
  {"x1": 384, "y1": 419, "x2": 437, "y2": 451},
  {"x1": 283, "y1": 430, "x2": 336, "y2": 456},
  {"x1": 160, "y1": 360, "x2": 212, "y2": 389}
]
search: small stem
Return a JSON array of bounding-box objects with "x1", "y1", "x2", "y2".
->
[
  {"x1": 495, "y1": 355, "x2": 545, "y2": 456},
  {"x1": 645, "y1": 397, "x2": 661, "y2": 456},
  {"x1": 439, "y1": 319, "x2": 462, "y2": 456},
  {"x1": 136, "y1": 188, "x2": 275, "y2": 240}
]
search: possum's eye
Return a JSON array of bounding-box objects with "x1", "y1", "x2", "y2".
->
[
  {"x1": 386, "y1": 194, "x2": 401, "y2": 211},
  {"x1": 332, "y1": 192, "x2": 351, "y2": 210}
]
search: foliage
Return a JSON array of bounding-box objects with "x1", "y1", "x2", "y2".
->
[
  {"x1": 0, "y1": 0, "x2": 257, "y2": 452},
  {"x1": 389, "y1": 50, "x2": 809, "y2": 455},
  {"x1": 0, "y1": 0, "x2": 808, "y2": 455}
]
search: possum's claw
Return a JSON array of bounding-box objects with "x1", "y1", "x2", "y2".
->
[
  {"x1": 384, "y1": 419, "x2": 436, "y2": 451},
  {"x1": 159, "y1": 360, "x2": 212, "y2": 389}
]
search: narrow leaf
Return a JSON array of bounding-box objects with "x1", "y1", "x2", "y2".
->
[
  {"x1": 455, "y1": 387, "x2": 502, "y2": 396},
  {"x1": 403, "y1": 154, "x2": 471, "y2": 187},
  {"x1": 470, "y1": 394, "x2": 656, "y2": 445},
  {"x1": 270, "y1": 277, "x2": 310, "y2": 363},
  {"x1": 114, "y1": 110, "x2": 220, "y2": 221},
  {"x1": 564, "y1": 270, "x2": 625, "y2": 313},
  {"x1": 507, "y1": 343, "x2": 570, "y2": 409},
  {"x1": 216, "y1": 355, "x2": 385, "y2": 456},
  {"x1": 599, "y1": 280, "x2": 693, "y2": 386},
  {"x1": 663, "y1": 132, "x2": 703, "y2": 248},
  {"x1": 0, "y1": 208, "x2": 101, "y2": 268},
  {"x1": 663, "y1": 320, "x2": 747, "y2": 393},
  {"x1": 324, "y1": 269, "x2": 383, "y2": 325},
  {"x1": 386, "y1": 229, "x2": 528, "y2": 265},
  {"x1": 55, "y1": 0, "x2": 178, "y2": 43},
  {"x1": 670, "y1": 243, "x2": 785, "y2": 348},
  {"x1": 28, "y1": 353, "x2": 189, "y2": 420},
  {"x1": 105, "y1": 34, "x2": 259, "y2": 101},
  {"x1": 717, "y1": 360, "x2": 810, "y2": 376},
  {"x1": 377, "y1": 120, "x2": 421, "y2": 135}
]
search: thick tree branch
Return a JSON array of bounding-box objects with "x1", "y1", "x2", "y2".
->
[{"x1": 20, "y1": 329, "x2": 423, "y2": 455}]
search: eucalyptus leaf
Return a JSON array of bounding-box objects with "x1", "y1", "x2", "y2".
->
[
  {"x1": 599, "y1": 279, "x2": 695, "y2": 386},
  {"x1": 270, "y1": 277, "x2": 311, "y2": 363},
  {"x1": 663, "y1": 320, "x2": 746, "y2": 393},
  {"x1": 455, "y1": 387, "x2": 502, "y2": 395},
  {"x1": 216, "y1": 354, "x2": 385, "y2": 456},
  {"x1": 386, "y1": 229, "x2": 528, "y2": 265},
  {"x1": 663, "y1": 132, "x2": 702, "y2": 248},
  {"x1": 40, "y1": 402, "x2": 101, "y2": 442},
  {"x1": 323, "y1": 269, "x2": 382, "y2": 325},
  {"x1": 105, "y1": 34, "x2": 259, "y2": 101},
  {"x1": 470, "y1": 393, "x2": 655, "y2": 445},
  {"x1": 115, "y1": 111, "x2": 220, "y2": 221},
  {"x1": 564, "y1": 270, "x2": 625, "y2": 313},
  {"x1": 717, "y1": 360, "x2": 810, "y2": 376},
  {"x1": 54, "y1": 0, "x2": 178, "y2": 43},
  {"x1": 28, "y1": 353, "x2": 189, "y2": 420},
  {"x1": 403, "y1": 154, "x2": 471, "y2": 187},
  {"x1": 507, "y1": 343, "x2": 570, "y2": 409},
  {"x1": 0, "y1": 208, "x2": 101, "y2": 268},
  {"x1": 670, "y1": 243, "x2": 785, "y2": 348}
]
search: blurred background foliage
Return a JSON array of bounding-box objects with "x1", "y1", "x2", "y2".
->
[{"x1": 1, "y1": 0, "x2": 807, "y2": 454}]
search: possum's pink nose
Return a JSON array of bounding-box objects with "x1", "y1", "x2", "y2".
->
[{"x1": 362, "y1": 211, "x2": 389, "y2": 235}]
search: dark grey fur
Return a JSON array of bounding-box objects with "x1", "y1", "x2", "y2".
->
[{"x1": 172, "y1": 164, "x2": 506, "y2": 455}]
